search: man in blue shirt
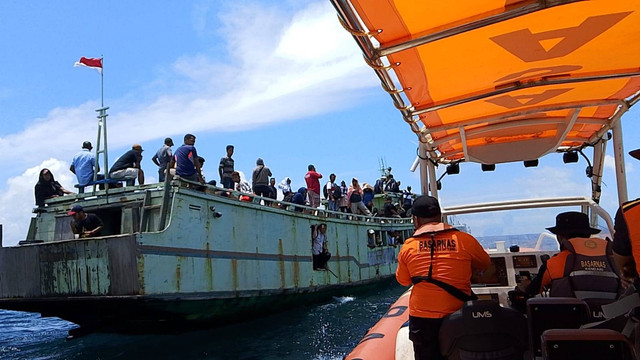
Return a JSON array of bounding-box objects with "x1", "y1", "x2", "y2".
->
[
  {"x1": 70, "y1": 141, "x2": 101, "y2": 188},
  {"x1": 171, "y1": 133, "x2": 203, "y2": 183},
  {"x1": 152, "y1": 137, "x2": 174, "y2": 182}
]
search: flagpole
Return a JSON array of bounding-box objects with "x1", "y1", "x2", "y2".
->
[{"x1": 101, "y1": 55, "x2": 104, "y2": 107}]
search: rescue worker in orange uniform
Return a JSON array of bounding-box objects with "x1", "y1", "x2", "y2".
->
[
  {"x1": 613, "y1": 149, "x2": 640, "y2": 288},
  {"x1": 396, "y1": 195, "x2": 490, "y2": 360},
  {"x1": 520, "y1": 212, "x2": 620, "y2": 320}
]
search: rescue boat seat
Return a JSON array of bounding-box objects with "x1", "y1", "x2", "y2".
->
[
  {"x1": 439, "y1": 300, "x2": 528, "y2": 360},
  {"x1": 541, "y1": 328, "x2": 636, "y2": 360},
  {"x1": 527, "y1": 297, "x2": 589, "y2": 358}
]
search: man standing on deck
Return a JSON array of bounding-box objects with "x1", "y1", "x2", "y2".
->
[
  {"x1": 219, "y1": 145, "x2": 235, "y2": 189},
  {"x1": 152, "y1": 137, "x2": 173, "y2": 182},
  {"x1": 171, "y1": 133, "x2": 203, "y2": 184},
  {"x1": 396, "y1": 195, "x2": 490, "y2": 360},
  {"x1": 109, "y1": 144, "x2": 145, "y2": 186},
  {"x1": 70, "y1": 141, "x2": 101, "y2": 188},
  {"x1": 304, "y1": 164, "x2": 323, "y2": 208}
]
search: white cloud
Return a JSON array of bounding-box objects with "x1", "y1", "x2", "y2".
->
[
  {"x1": 0, "y1": 2, "x2": 376, "y2": 244},
  {"x1": 0, "y1": 159, "x2": 74, "y2": 247},
  {"x1": 0, "y1": 1, "x2": 370, "y2": 172},
  {"x1": 604, "y1": 154, "x2": 634, "y2": 173}
]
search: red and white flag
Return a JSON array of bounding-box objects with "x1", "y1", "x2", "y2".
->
[{"x1": 74, "y1": 57, "x2": 102, "y2": 74}]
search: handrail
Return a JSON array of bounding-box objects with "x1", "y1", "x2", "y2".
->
[
  {"x1": 173, "y1": 177, "x2": 413, "y2": 225},
  {"x1": 442, "y1": 196, "x2": 614, "y2": 236}
]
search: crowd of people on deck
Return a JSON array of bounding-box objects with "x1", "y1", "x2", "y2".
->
[{"x1": 34, "y1": 134, "x2": 416, "y2": 218}]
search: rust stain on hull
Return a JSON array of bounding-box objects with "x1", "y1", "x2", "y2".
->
[{"x1": 278, "y1": 239, "x2": 285, "y2": 289}]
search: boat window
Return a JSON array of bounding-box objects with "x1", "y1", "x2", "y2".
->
[{"x1": 91, "y1": 207, "x2": 122, "y2": 236}]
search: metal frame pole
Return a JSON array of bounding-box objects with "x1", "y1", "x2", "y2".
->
[{"x1": 612, "y1": 116, "x2": 628, "y2": 205}]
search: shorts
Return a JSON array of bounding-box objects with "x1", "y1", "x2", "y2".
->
[
  {"x1": 308, "y1": 190, "x2": 320, "y2": 208},
  {"x1": 110, "y1": 168, "x2": 139, "y2": 180}
]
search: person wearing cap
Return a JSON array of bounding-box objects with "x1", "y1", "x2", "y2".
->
[
  {"x1": 519, "y1": 212, "x2": 620, "y2": 309},
  {"x1": 70, "y1": 141, "x2": 101, "y2": 188},
  {"x1": 109, "y1": 144, "x2": 145, "y2": 186},
  {"x1": 304, "y1": 165, "x2": 323, "y2": 208},
  {"x1": 613, "y1": 148, "x2": 640, "y2": 289},
  {"x1": 171, "y1": 134, "x2": 203, "y2": 184},
  {"x1": 396, "y1": 195, "x2": 490, "y2": 360},
  {"x1": 152, "y1": 137, "x2": 174, "y2": 182},
  {"x1": 219, "y1": 145, "x2": 235, "y2": 189},
  {"x1": 68, "y1": 205, "x2": 104, "y2": 238},
  {"x1": 252, "y1": 158, "x2": 272, "y2": 200}
]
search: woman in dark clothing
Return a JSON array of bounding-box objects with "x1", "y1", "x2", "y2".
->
[{"x1": 35, "y1": 168, "x2": 73, "y2": 206}]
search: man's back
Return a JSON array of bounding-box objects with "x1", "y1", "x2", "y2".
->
[
  {"x1": 175, "y1": 145, "x2": 198, "y2": 176},
  {"x1": 110, "y1": 150, "x2": 139, "y2": 174},
  {"x1": 72, "y1": 149, "x2": 95, "y2": 185},
  {"x1": 154, "y1": 145, "x2": 172, "y2": 168},
  {"x1": 397, "y1": 224, "x2": 490, "y2": 318}
]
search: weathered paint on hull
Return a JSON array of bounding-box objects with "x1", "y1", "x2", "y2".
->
[{"x1": 0, "y1": 182, "x2": 412, "y2": 331}]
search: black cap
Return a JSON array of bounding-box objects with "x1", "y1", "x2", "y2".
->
[
  {"x1": 411, "y1": 195, "x2": 441, "y2": 218},
  {"x1": 82, "y1": 141, "x2": 92, "y2": 150},
  {"x1": 630, "y1": 149, "x2": 640, "y2": 160},
  {"x1": 546, "y1": 211, "x2": 601, "y2": 235}
]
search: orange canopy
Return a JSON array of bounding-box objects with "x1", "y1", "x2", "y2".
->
[{"x1": 333, "y1": 0, "x2": 640, "y2": 164}]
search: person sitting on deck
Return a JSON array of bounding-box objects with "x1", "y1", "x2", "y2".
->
[
  {"x1": 277, "y1": 177, "x2": 293, "y2": 198},
  {"x1": 348, "y1": 178, "x2": 371, "y2": 216},
  {"x1": 383, "y1": 195, "x2": 401, "y2": 218},
  {"x1": 171, "y1": 134, "x2": 203, "y2": 184},
  {"x1": 291, "y1": 187, "x2": 308, "y2": 212},
  {"x1": 519, "y1": 211, "x2": 621, "y2": 320},
  {"x1": 109, "y1": 144, "x2": 145, "y2": 186},
  {"x1": 70, "y1": 141, "x2": 103, "y2": 189},
  {"x1": 35, "y1": 168, "x2": 74, "y2": 206},
  {"x1": 68, "y1": 205, "x2": 104, "y2": 238}
]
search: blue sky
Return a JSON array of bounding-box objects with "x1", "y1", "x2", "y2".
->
[{"x1": 1, "y1": 1, "x2": 638, "y2": 245}]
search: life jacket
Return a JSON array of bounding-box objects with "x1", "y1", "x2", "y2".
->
[
  {"x1": 410, "y1": 229, "x2": 478, "y2": 302},
  {"x1": 622, "y1": 199, "x2": 640, "y2": 276},
  {"x1": 549, "y1": 237, "x2": 621, "y2": 320}
]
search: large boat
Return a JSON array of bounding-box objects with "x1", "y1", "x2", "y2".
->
[
  {"x1": 0, "y1": 178, "x2": 414, "y2": 334},
  {"x1": 331, "y1": 0, "x2": 640, "y2": 358}
]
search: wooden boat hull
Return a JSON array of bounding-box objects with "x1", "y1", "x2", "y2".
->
[{"x1": 0, "y1": 181, "x2": 413, "y2": 332}]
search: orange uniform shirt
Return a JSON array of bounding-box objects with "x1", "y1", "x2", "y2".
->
[{"x1": 396, "y1": 223, "x2": 491, "y2": 318}]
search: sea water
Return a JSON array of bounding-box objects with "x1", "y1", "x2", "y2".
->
[{"x1": 0, "y1": 282, "x2": 405, "y2": 360}]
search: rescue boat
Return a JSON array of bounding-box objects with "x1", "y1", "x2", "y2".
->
[{"x1": 331, "y1": 0, "x2": 640, "y2": 358}]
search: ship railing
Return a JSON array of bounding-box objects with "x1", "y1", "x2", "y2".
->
[{"x1": 172, "y1": 177, "x2": 413, "y2": 225}]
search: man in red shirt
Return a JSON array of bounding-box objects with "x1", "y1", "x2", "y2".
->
[
  {"x1": 304, "y1": 164, "x2": 323, "y2": 208},
  {"x1": 397, "y1": 195, "x2": 490, "y2": 360}
]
